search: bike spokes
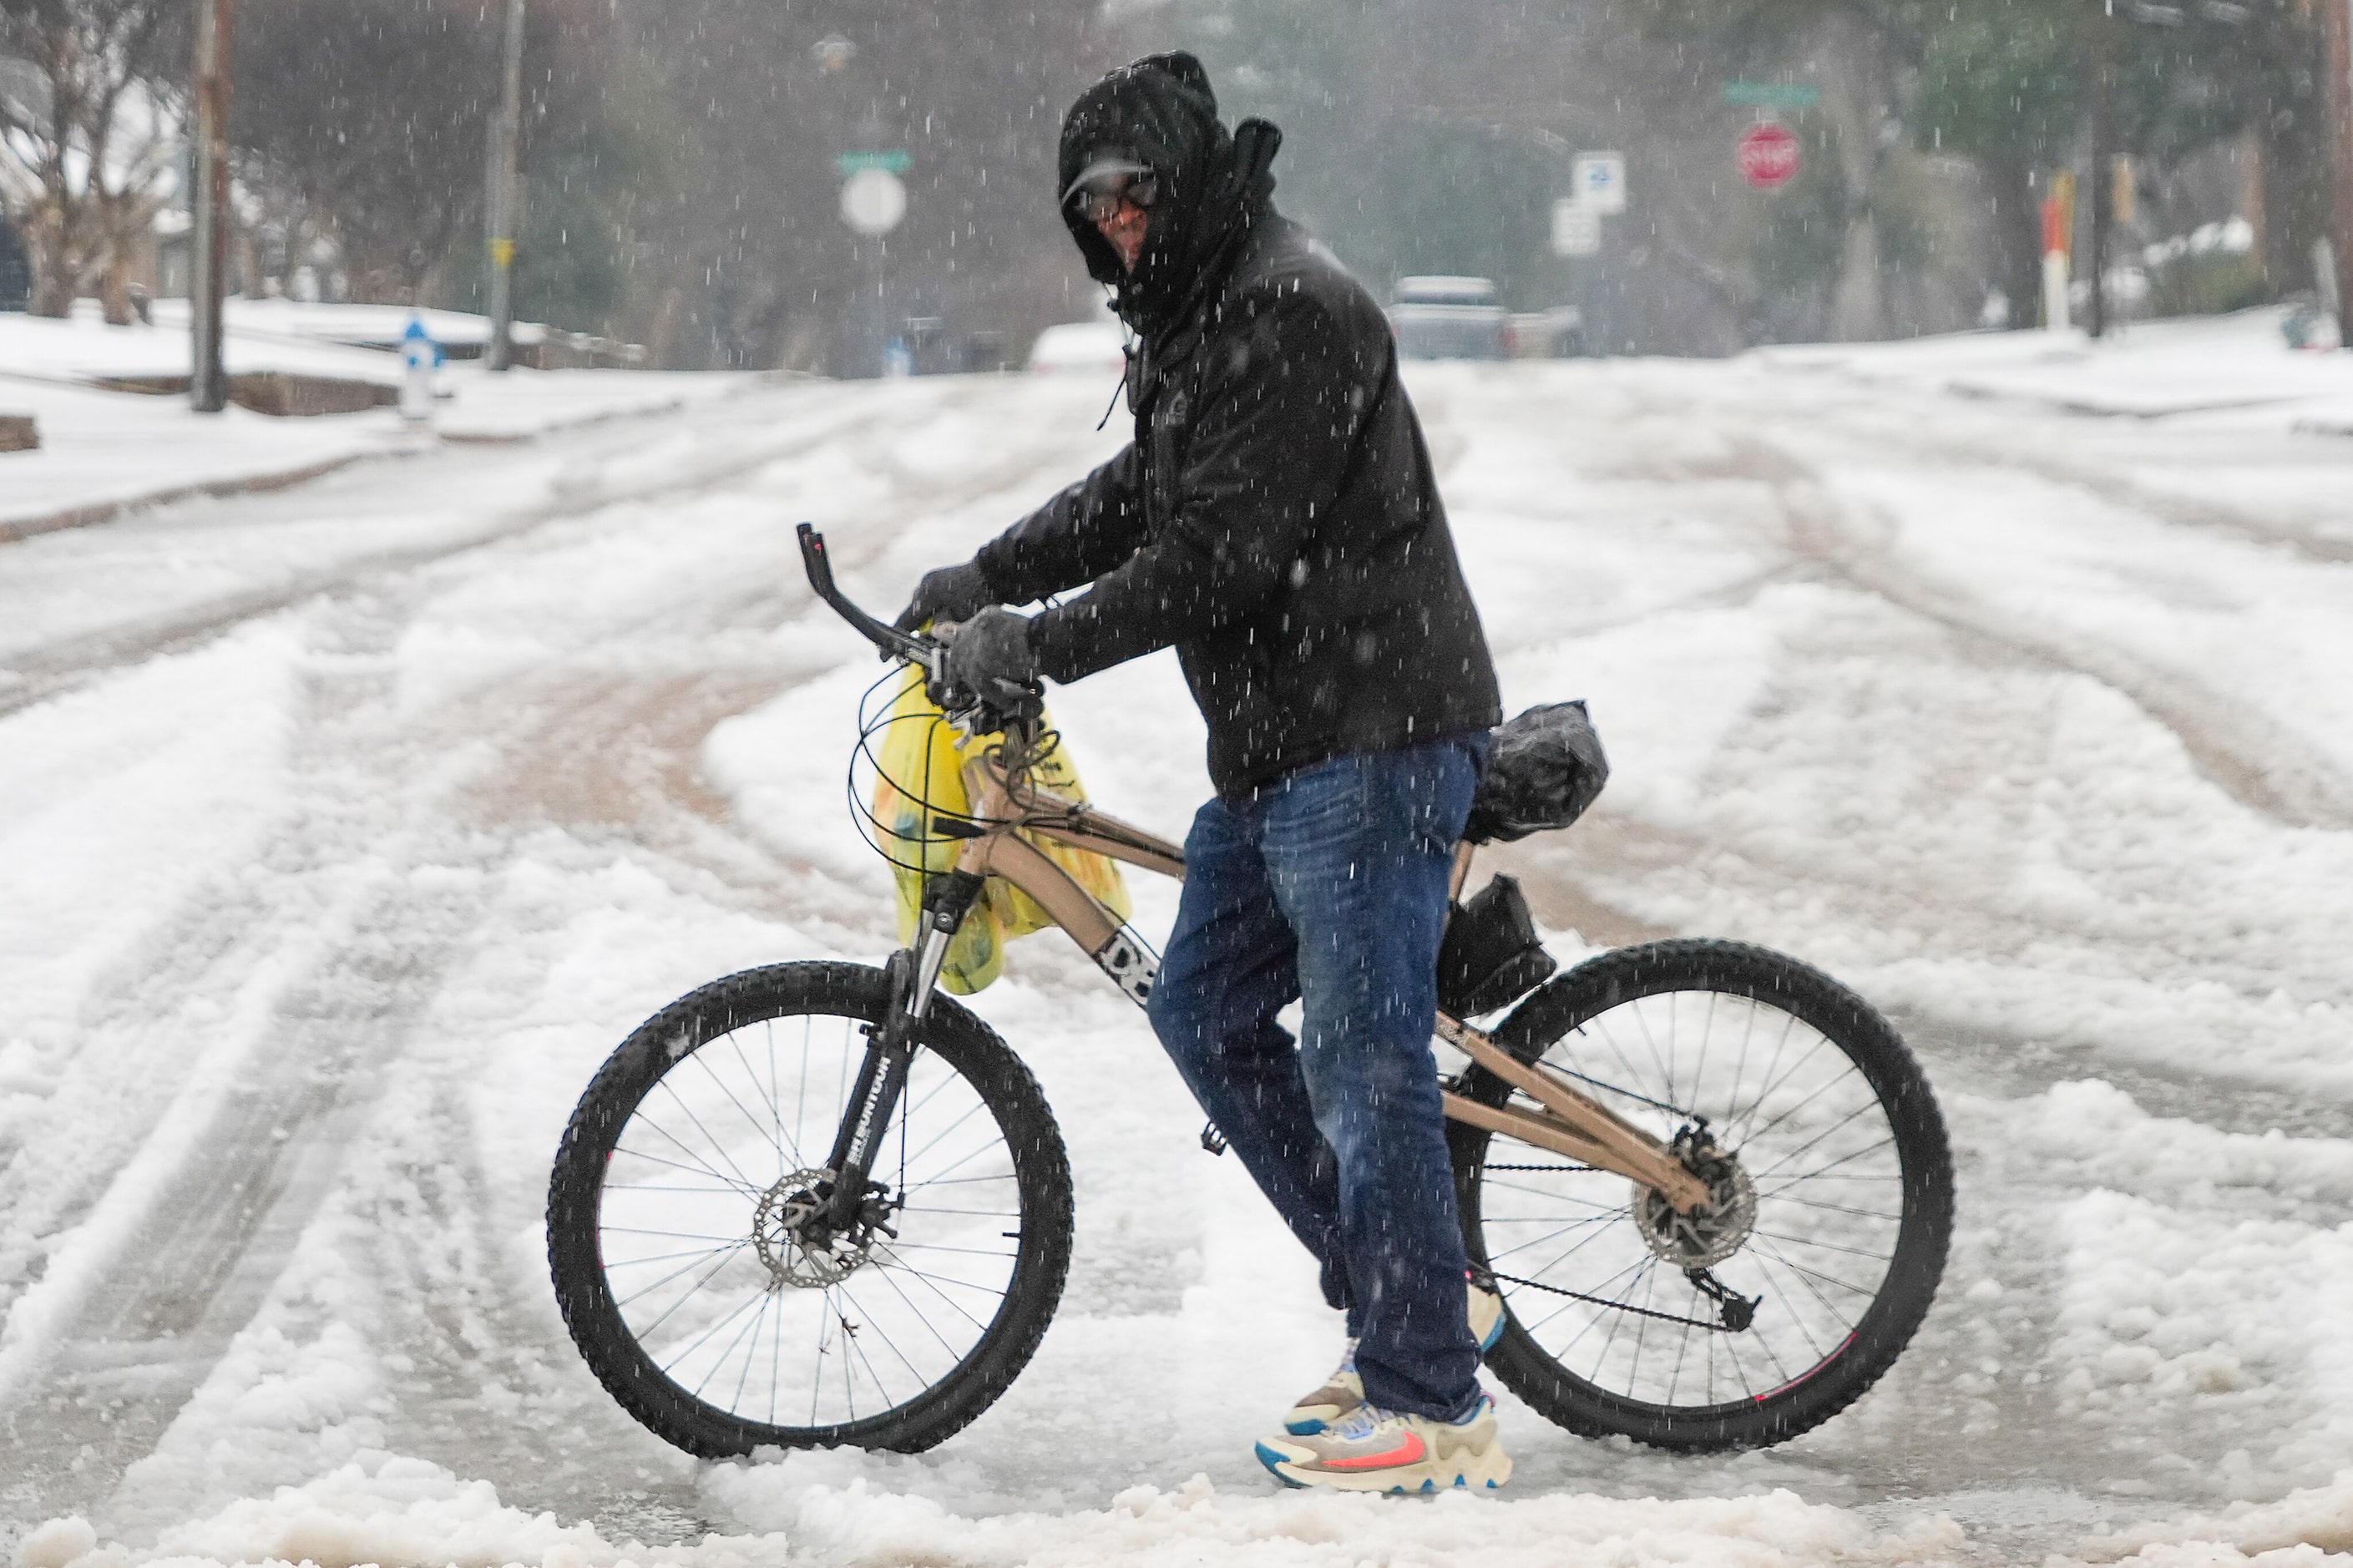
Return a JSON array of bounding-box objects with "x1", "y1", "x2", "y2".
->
[
  {"x1": 1478, "y1": 985, "x2": 1909, "y2": 1414},
  {"x1": 595, "y1": 1012, "x2": 1024, "y2": 1428}
]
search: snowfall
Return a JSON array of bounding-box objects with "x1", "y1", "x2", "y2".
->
[{"x1": 6, "y1": 302, "x2": 2353, "y2": 1568}]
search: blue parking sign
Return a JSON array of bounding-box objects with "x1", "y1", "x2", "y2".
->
[{"x1": 1574, "y1": 153, "x2": 1626, "y2": 215}]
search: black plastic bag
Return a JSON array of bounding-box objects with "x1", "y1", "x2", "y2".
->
[
  {"x1": 1437, "y1": 873, "x2": 1558, "y2": 1017},
  {"x1": 1463, "y1": 701, "x2": 1609, "y2": 846}
]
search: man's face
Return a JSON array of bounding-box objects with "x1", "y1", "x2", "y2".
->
[
  {"x1": 1096, "y1": 199, "x2": 1149, "y2": 272},
  {"x1": 1074, "y1": 171, "x2": 1157, "y2": 272}
]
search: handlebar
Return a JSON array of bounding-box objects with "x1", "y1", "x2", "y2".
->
[
  {"x1": 797, "y1": 524, "x2": 934, "y2": 665},
  {"x1": 797, "y1": 523, "x2": 1045, "y2": 732}
]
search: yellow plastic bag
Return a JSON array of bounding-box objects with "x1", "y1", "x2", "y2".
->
[{"x1": 871, "y1": 665, "x2": 1131, "y2": 994}]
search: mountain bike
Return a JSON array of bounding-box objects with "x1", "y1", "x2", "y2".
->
[{"x1": 546, "y1": 525, "x2": 1953, "y2": 1459}]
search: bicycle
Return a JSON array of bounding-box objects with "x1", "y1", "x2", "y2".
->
[{"x1": 547, "y1": 524, "x2": 1954, "y2": 1459}]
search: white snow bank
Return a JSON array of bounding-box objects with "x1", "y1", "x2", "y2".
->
[
  {"x1": 1929, "y1": 1082, "x2": 2353, "y2": 1505},
  {"x1": 1750, "y1": 309, "x2": 2353, "y2": 429},
  {"x1": 2021, "y1": 1080, "x2": 2353, "y2": 1205},
  {"x1": 1026, "y1": 320, "x2": 1128, "y2": 377},
  {"x1": 3, "y1": 299, "x2": 426, "y2": 385},
  {"x1": 11, "y1": 1458, "x2": 1966, "y2": 1568},
  {"x1": 700, "y1": 1458, "x2": 1963, "y2": 1568},
  {"x1": 0, "y1": 307, "x2": 757, "y2": 533},
  {"x1": 4, "y1": 299, "x2": 563, "y2": 382},
  {"x1": 142, "y1": 298, "x2": 555, "y2": 352},
  {"x1": 2060, "y1": 1472, "x2": 2353, "y2": 1565},
  {"x1": 13, "y1": 1455, "x2": 785, "y2": 1568},
  {"x1": 0, "y1": 377, "x2": 376, "y2": 534}
]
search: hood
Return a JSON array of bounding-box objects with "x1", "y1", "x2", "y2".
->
[{"x1": 1056, "y1": 51, "x2": 1282, "y2": 342}]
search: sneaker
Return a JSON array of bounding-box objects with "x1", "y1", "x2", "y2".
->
[
  {"x1": 1257, "y1": 1391, "x2": 1510, "y2": 1493},
  {"x1": 1281, "y1": 1280, "x2": 1505, "y2": 1436},
  {"x1": 1282, "y1": 1341, "x2": 1361, "y2": 1437}
]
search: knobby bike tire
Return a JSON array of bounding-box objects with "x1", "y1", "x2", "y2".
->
[
  {"x1": 547, "y1": 961, "x2": 1073, "y2": 1456},
  {"x1": 1450, "y1": 938, "x2": 1953, "y2": 1452}
]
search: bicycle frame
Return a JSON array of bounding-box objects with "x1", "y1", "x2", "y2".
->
[
  {"x1": 794, "y1": 524, "x2": 1710, "y2": 1226},
  {"x1": 888, "y1": 726, "x2": 1709, "y2": 1217}
]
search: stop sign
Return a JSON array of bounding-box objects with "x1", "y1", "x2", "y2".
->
[{"x1": 1737, "y1": 121, "x2": 1800, "y2": 190}]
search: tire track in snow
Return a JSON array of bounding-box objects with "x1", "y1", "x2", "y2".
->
[
  {"x1": 1469, "y1": 384, "x2": 2353, "y2": 1519},
  {"x1": 1372, "y1": 367, "x2": 2353, "y2": 1536},
  {"x1": 1753, "y1": 449, "x2": 2353, "y2": 834},
  {"x1": 0, "y1": 381, "x2": 964, "y2": 725},
  {"x1": 0, "y1": 591, "x2": 498, "y2": 1532},
  {"x1": 331, "y1": 378, "x2": 1143, "y2": 1492},
  {"x1": 0, "y1": 372, "x2": 1140, "y2": 1535},
  {"x1": 1561, "y1": 387, "x2": 2353, "y2": 830},
  {"x1": 1483, "y1": 399, "x2": 2353, "y2": 1019},
  {"x1": 434, "y1": 373, "x2": 1129, "y2": 920},
  {"x1": 1500, "y1": 574, "x2": 2353, "y2": 1059},
  {"x1": 0, "y1": 868, "x2": 494, "y2": 1535},
  {"x1": 1801, "y1": 397, "x2": 2353, "y2": 570},
  {"x1": 362, "y1": 1077, "x2": 716, "y2": 1543}
]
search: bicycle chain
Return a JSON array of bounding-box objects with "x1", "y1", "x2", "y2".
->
[{"x1": 1485, "y1": 1267, "x2": 1751, "y2": 1333}]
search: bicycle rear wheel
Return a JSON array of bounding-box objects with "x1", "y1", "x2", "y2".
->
[
  {"x1": 1450, "y1": 938, "x2": 1951, "y2": 1451},
  {"x1": 547, "y1": 961, "x2": 1072, "y2": 1455}
]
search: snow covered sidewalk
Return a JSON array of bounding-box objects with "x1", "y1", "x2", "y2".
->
[
  {"x1": 1755, "y1": 307, "x2": 2353, "y2": 432},
  {"x1": 0, "y1": 304, "x2": 757, "y2": 539},
  {"x1": 13, "y1": 1454, "x2": 1972, "y2": 1568},
  {"x1": 23, "y1": 1451, "x2": 2353, "y2": 1567}
]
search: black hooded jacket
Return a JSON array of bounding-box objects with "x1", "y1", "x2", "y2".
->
[{"x1": 975, "y1": 53, "x2": 1501, "y2": 796}]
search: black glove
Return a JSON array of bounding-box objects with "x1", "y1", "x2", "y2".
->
[
  {"x1": 893, "y1": 560, "x2": 996, "y2": 634},
  {"x1": 942, "y1": 606, "x2": 1040, "y2": 710}
]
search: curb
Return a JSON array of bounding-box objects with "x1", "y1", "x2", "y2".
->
[
  {"x1": 437, "y1": 394, "x2": 691, "y2": 447},
  {"x1": 0, "y1": 374, "x2": 781, "y2": 545},
  {"x1": 0, "y1": 453, "x2": 367, "y2": 544}
]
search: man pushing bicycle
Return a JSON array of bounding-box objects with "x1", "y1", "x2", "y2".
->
[{"x1": 895, "y1": 51, "x2": 1510, "y2": 1493}]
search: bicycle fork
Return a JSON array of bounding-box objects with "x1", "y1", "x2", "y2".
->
[{"x1": 817, "y1": 870, "x2": 988, "y2": 1234}]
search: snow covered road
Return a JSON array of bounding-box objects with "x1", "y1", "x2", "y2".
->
[{"x1": 5, "y1": 341, "x2": 2353, "y2": 1567}]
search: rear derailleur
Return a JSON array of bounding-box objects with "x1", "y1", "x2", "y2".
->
[{"x1": 1637, "y1": 1120, "x2": 1763, "y2": 1332}]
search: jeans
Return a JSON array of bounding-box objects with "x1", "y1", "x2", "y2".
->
[{"x1": 1146, "y1": 735, "x2": 1489, "y2": 1420}]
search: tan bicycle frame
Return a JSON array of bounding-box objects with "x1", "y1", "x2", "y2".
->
[{"x1": 935, "y1": 744, "x2": 1710, "y2": 1215}]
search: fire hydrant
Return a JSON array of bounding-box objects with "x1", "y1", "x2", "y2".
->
[{"x1": 400, "y1": 313, "x2": 442, "y2": 423}]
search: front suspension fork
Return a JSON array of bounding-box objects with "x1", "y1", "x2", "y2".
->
[{"x1": 821, "y1": 870, "x2": 985, "y2": 1230}]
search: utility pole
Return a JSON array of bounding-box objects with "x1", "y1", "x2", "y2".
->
[
  {"x1": 2086, "y1": 3, "x2": 2115, "y2": 339},
  {"x1": 2327, "y1": 0, "x2": 2353, "y2": 343},
  {"x1": 485, "y1": 0, "x2": 524, "y2": 372},
  {"x1": 189, "y1": 0, "x2": 230, "y2": 412}
]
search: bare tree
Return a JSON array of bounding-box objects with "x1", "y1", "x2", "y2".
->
[
  {"x1": 0, "y1": 0, "x2": 179, "y2": 321},
  {"x1": 226, "y1": 0, "x2": 509, "y2": 304}
]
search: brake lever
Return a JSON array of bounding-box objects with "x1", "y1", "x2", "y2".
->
[
  {"x1": 929, "y1": 675, "x2": 1044, "y2": 736},
  {"x1": 924, "y1": 620, "x2": 962, "y2": 710},
  {"x1": 923, "y1": 620, "x2": 1043, "y2": 731}
]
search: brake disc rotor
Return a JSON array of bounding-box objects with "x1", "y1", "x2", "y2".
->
[
  {"x1": 1634, "y1": 1155, "x2": 1758, "y2": 1269},
  {"x1": 752, "y1": 1167, "x2": 871, "y2": 1288}
]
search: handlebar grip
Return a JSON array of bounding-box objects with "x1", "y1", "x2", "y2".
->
[{"x1": 797, "y1": 523, "x2": 838, "y2": 599}]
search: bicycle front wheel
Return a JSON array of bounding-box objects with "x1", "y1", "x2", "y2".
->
[
  {"x1": 1451, "y1": 939, "x2": 1952, "y2": 1451},
  {"x1": 547, "y1": 961, "x2": 1072, "y2": 1456}
]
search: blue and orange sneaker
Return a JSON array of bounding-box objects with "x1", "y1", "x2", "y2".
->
[
  {"x1": 1256, "y1": 1390, "x2": 1510, "y2": 1493},
  {"x1": 1281, "y1": 1279, "x2": 1505, "y2": 1436}
]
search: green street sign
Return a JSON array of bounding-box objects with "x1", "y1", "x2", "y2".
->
[
  {"x1": 837, "y1": 149, "x2": 912, "y2": 176},
  {"x1": 1723, "y1": 82, "x2": 1820, "y2": 109}
]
